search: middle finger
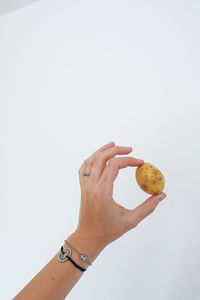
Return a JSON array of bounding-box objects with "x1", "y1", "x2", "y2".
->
[{"x1": 90, "y1": 146, "x2": 133, "y2": 182}]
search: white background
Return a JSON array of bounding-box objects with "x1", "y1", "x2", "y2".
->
[
  {"x1": 0, "y1": 0, "x2": 39, "y2": 16},
  {"x1": 0, "y1": 0, "x2": 200, "y2": 299}
]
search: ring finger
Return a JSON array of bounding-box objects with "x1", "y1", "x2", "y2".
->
[
  {"x1": 89, "y1": 145, "x2": 133, "y2": 182},
  {"x1": 78, "y1": 141, "x2": 116, "y2": 184}
]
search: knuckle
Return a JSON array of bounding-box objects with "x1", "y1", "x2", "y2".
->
[
  {"x1": 94, "y1": 152, "x2": 103, "y2": 160},
  {"x1": 115, "y1": 146, "x2": 121, "y2": 152},
  {"x1": 132, "y1": 218, "x2": 141, "y2": 228},
  {"x1": 108, "y1": 157, "x2": 116, "y2": 165},
  {"x1": 78, "y1": 156, "x2": 93, "y2": 173},
  {"x1": 84, "y1": 157, "x2": 93, "y2": 164},
  {"x1": 131, "y1": 222, "x2": 138, "y2": 229},
  {"x1": 137, "y1": 211, "x2": 146, "y2": 220},
  {"x1": 149, "y1": 204, "x2": 156, "y2": 214},
  {"x1": 125, "y1": 221, "x2": 138, "y2": 232}
]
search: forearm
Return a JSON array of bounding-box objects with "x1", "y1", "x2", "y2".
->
[{"x1": 13, "y1": 231, "x2": 105, "y2": 300}]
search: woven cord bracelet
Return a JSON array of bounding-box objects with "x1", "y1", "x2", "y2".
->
[{"x1": 66, "y1": 255, "x2": 87, "y2": 272}]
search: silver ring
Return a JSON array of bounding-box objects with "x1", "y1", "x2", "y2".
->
[{"x1": 83, "y1": 173, "x2": 90, "y2": 176}]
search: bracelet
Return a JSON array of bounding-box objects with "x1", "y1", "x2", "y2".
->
[
  {"x1": 58, "y1": 246, "x2": 87, "y2": 272},
  {"x1": 64, "y1": 239, "x2": 92, "y2": 266}
]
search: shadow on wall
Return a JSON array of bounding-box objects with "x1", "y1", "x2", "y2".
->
[{"x1": 0, "y1": 0, "x2": 40, "y2": 16}]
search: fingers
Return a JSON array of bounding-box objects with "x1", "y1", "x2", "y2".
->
[
  {"x1": 78, "y1": 141, "x2": 116, "y2": 185},
  {"x1": 100, "y1": 157, "x2": 144, "y2": 187},
  {"x1": 96, "y1": 141, "x2": 116, "y2": 152},
  {"x1": 89, "y1": 146, "x2": 135, "y2": 181},
  {"x1": 122, "y1": 193, "x2": 167, "y2": 231}
]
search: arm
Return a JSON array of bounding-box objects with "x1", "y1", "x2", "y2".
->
[
  {"x1": 14, "y1": 141, "x2": 166, "y2": 300},
  {"x1": 14, "y1": 231, "x2": 105, "y2": 300}
]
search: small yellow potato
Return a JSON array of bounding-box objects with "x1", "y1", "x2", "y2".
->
[{"x1": 135, "y1": 162, "x2": 165, "y2": 195}]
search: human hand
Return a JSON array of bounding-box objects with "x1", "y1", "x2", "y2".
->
[{"x1": 74, "y1": 141, "x2": 166, "y2": 250}]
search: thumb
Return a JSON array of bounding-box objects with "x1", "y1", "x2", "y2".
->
[{"x1": 123, "y1": 192, "x2": 167, "y2": 231}]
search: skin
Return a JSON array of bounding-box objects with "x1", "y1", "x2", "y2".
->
[{"x1": 13, "y1": 141, "x2": 166, "y2": 300}]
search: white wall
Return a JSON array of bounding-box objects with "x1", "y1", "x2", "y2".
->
[
  {"x1": 0, "y1": 0, "x2": 200, "y2": 299},
  {"x1": 0, "y1": 0, "x2": 39, "y2": 16}
]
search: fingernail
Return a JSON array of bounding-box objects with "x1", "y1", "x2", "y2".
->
[
  {"x1": 157, "y1": 192, "x2": 166, "y2": 202},
  {"x1": 137, "y1": 159, "x2": 144, "y2": 163}
]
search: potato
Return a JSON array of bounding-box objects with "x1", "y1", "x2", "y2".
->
[{"x1": 135, "y1": 162, "x2": 165, "y2": 195}]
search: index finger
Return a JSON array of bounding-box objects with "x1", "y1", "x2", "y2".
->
[
  {"x1": 100, "y1": 156, "x2": 144, "y2": 187},
  {"x1": 96, "y1": 141, "x2": 116, "y2": 152}
]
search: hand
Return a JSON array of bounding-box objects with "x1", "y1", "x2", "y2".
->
[{"x1": 75, "y1": 141, "x2": 166, "y2": 249}]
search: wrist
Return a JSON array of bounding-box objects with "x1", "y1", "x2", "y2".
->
[{"x1": 65, "y1": 231, "x2": 106, "y2": 268}]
